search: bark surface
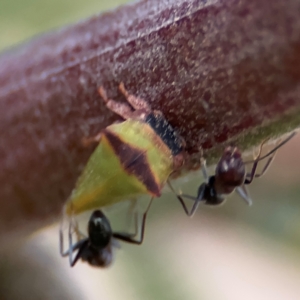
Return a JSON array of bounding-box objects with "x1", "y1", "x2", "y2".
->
[{"x1": 1, "y1": 0, "x2": 300, "y2": 238}]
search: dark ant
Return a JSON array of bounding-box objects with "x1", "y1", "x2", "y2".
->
[
  {"x1": 60, "y1": 199, "x2": 153, "y2": 267},
  {"x1": 169, "y1": 132, "x2": 296, "y2": 216}
]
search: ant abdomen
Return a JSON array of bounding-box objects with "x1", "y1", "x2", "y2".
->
[{"x1": 214, "y1": 146, "x2": 245, "y2": 195}]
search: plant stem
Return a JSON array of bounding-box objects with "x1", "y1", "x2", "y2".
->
[{"x1": 0, "y1": 0, "x2": 300, "y2": 238}]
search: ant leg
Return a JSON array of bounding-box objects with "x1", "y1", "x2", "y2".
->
[
  {"x1": 60, "y1": 222, "x2": 86, "y2": 257},
  {"x1": 66, "y1": 219, "x2": 89, "y2": 267},
  {"x1": 119, "y1": 82, "x2": 151, "y2": 111},
  {"x1": 253, "y1": 156, "x2": 274, "y2": 178},
  {"x1": 112, "y1": 198, "x2": 153, "y2": 245},
  {"x1": 59, "y1": 217, "x2": 69, "y2": 257},
  {"x1": 98, "y1": 86, "x2": 133, "y2": 119},
  {"x1": 124, "y1": 199, "x2": 138, "y2": 234},
  {"x1": 112, "y1": 199, "x2": 139, "y2": 248},
  {"x1": 128, "y1": 203, "x2": 140, "y2": 239},
  {"x1": 73, "y1": 220, "x2": 87, "y2": 241},
  {"x1": 244, "y1": 132, "x2": 297, "y2": 165},
  {"x1": 167, "y1": 180, "x2": 191, "y2": 216},
  {"x1": 245, "y1": 152, "x2": 276, "y2": 185},
  {"x1": 169, "y1": 154, "x2": 208, "y2": 216},
  {"x1": 185, "y1": 183, "x2": 206, "y2": 217},
  {"x1": 200, "y1": 158, "x2": 209, "y2": 182},
  {"x1": 70, "y1": 216, "x2": 86, "y2": 239},
  {"x1": 59, "y1": 213, "x2": 83, "y2": 257},
  {"x1": 245, "y1": 156, "x2": 275, "y2": 183},
  {"x1": 60, "y1": 204, "x2": 87, "y2": 261},
  {"x1": 244, "y1": 161, "x2": 258, "y2": 185},
  {"x1": 68, "y1": 219, "x2": 75, "y2": 266},
  {"x1": 168, "y1": 180, "x2": 206, "y2": 217},
  {"x1": 70, "y1": 240, "x2": 89, "y2": 267},
  {"x1": 247, "y1": 132, "x2": 297, "y2": 180},
  {"x1": 246, "y1": 132, "x2": 296, "y2": 181},
  {"x1": 244, "y1": 136, "x2": 277, "y2": 185},
  {"x1": 243, "y1": 132, "x2": 297, "y2": 184},
  {"x1": 254, "y1": 132, "x2": 297, "y2": 162},
  {"x1": 60, "y1": 232, "x2": 86, "y2": 257},
  {"x1": 243, "y1": 138, "x2": 267, "y2": 184},
  {"x1": 236, "y1": 185, "x2": 253, "y2": 206}
]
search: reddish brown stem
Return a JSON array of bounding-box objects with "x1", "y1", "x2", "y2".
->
[{"x1": 1, "y1": 0, "x2": 300, "y2": 238}]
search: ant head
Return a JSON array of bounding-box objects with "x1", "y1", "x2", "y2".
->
[
  {"x1": 215, "y1": 146, "x2": 245, "y2": 187},
  {"x1": 88, "y1": 210, "x2": 112, "y2": 249}
]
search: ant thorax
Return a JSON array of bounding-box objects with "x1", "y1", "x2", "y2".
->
[{"x1": 203, "y1": 177, "x2": 225, "y2": 205}]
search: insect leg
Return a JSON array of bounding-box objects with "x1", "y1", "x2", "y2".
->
[
  {"x1": 98, "y1": 86, "x2": 133, "y2": 119},
  {"x1": 60, "y1": 218, "x2": 87, "y2": 257},
  {"x1": 66, "y1": 219, "x2": 89, "y2": 267},
  {"x1": 243, "y1": 137, "x2": 267, "y2": 184},
  {"x1": 59, "y1": 213, "x2": 80, "y2": 257},
  {"x1": 59, "y1": 218, "x2": 69, "y2": 257},
  {"x1": 112, "y1": 198, "x2": 153, "y2": 245},
  {"x1": 124, "y1": 198, "x2": 138, "y2": 234},
  {"x1": 245, "y1": 147, "x2": 276, "y2": 184},
  {"x1": 119, "y1": 82, "x2": 151, "y2": 111},
  {"x1": 244, "y1": 132, "x2": 297, "y2": 165},
  {"x1": 81, "y1": 132, "x2": 102, "y2": 147},
  {"x1": 236, "y1": 185, "x2": 253, "y2": 206},
  {"x1": 186, "y1": 183, "x2": 206, "y2": 217},
  {"x1": 244, "y1": 160, "x2": 258, "y2": 184},
  {"x1": 168, "y1": 180, "x2": 205, "y2": 217},
  {"x1": 200, "y1": 157, "x2": 209, "y2": 182},
  {"x1": 167, "y1": 180, "x2": 191, "y2": 216},
  {"x1": 245, "y1": 155, "x2": 275, "y2": 184},
  {"x1": 74, "y1": 222, "x2": 87, "y2": 241},
  {"x1": 246, "y1": 132, "x2": 297, "y2": 181},
  {"x1": 70, "y1": 240, "x2": 89, "y2": 267},
  {"x1": 68, "y1": 219, "x2": 75, "y2": 266}
]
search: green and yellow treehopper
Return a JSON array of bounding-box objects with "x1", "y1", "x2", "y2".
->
[{"x1": 64, "y1": 83, "x2": 185, "y2": 217}]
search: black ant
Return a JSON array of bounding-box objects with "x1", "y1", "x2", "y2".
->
[
  {"x1": 169, "y1": 132, "x2": 296, "y2": 216},
  {"x1": 60, "y1": 199, "x2": 153, "y2": 267}
]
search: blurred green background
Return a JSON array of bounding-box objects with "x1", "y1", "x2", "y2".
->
[
  {"x1": 0, "y1": 0, "x2": 125, "y2": 50},
  {"x1": 1, "y1": 0, "x2": 300, "y2": 299}
]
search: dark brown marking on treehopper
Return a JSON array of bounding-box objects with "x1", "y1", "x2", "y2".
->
[{"x1": 103, "y1": 130, "x2": 161, "y2": 197}]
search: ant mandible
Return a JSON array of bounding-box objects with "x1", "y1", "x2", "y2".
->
[
  {"x1": 60, "y1": 199, "x2": 153, "y2": 267},
  {"x1": 169, "y1": 132, "x2": 296, "y2": 217}
]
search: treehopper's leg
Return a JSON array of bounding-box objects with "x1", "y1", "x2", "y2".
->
[
  {"x1": 81, "y1": 132, "x2": 102, "y2": 147},
  {"x1": 98, "y1": 86, "x2": 133, "y2": 119},
  {"x1": 119, "y1": 82, "x2": 151, "y2": 111}
]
